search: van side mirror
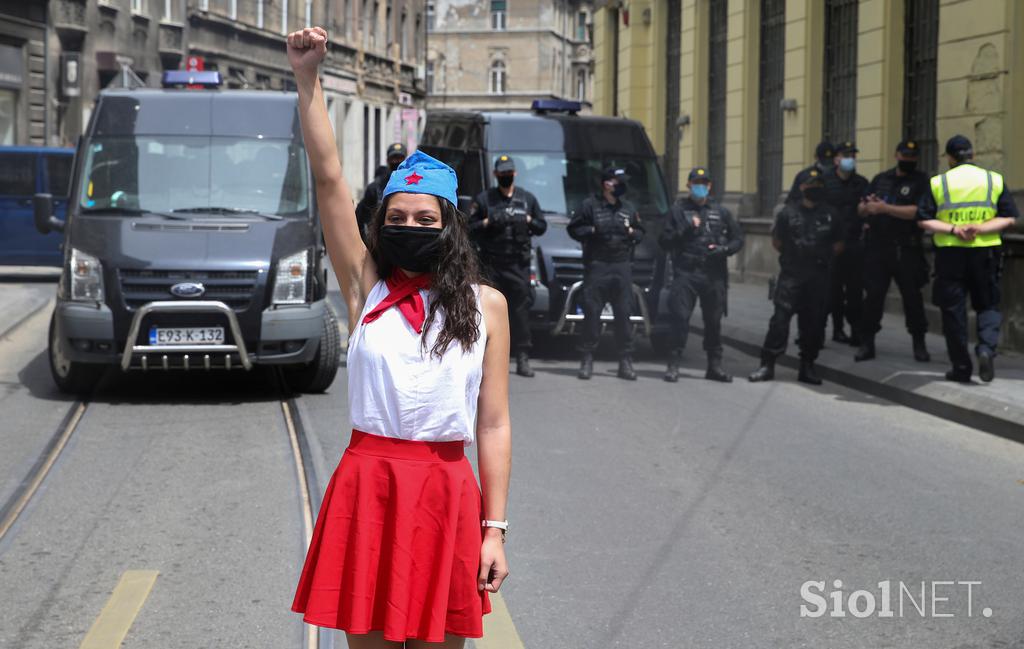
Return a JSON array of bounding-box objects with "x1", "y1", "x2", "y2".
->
[{"x1": 34, "y1": 193, "x2": 65, "y2": 234}]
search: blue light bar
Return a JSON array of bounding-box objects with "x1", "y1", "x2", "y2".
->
[
  {"x1": 531, "y1": 99, "x2": 582, "y2": 115},
  {"x1": 161, "y1": 70, "x2": 222, "y2": 88}
]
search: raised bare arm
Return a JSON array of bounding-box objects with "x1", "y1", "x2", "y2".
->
[{"x1": 287, "y1": 27, "x2": 378, "y2": 331}]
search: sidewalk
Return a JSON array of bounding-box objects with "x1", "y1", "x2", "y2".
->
[{"x1": 699, "y1": 280, "x2": 1024, "y2": 443}]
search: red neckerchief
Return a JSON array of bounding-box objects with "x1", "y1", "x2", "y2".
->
[{"x1": 362, "y1": 269, "x2": 433, "y2": 333}]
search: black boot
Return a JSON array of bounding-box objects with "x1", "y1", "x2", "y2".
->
[
  {"x1": 977, "y1": 350, "x2": 995, "y2": 383},
  {"x1": 663, "y1": 350, "x2": 681, "y2": 383},
  {"x1": 748, "y1": 354, "x2": 775, "y2": 382},
  {"x1": 945, "y1": 368, "x2": 972, "y2": 383},
  {"x1": 705, "y1": 353, "x2": 732, "y2": 383},
  {"x1": 854, "y1": 337, "x2": 875, "y2": 362},
  {"x1": 617, "y1": 355, "x2": 637, "y2": 381},
  {"x1": 577, "y1": 352, "x2": 593, "y2": 380},
  {"x1": 798, "y1": 358, "x2": 823, "y2": 385},
  {"x1": 515, "y1": 351, "x2": 535, "y2": 377},
  {"x1": 912, "y1": 334, "x2": 931, "y2": 363}
]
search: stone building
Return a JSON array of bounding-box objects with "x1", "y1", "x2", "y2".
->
[
  {"x1": 426, "y1": 0, "x2": 594, "y2": 111},
  {"x1": 591, "y1": 0, "x2": 1024, "y2": 350},
  {"x1": 11, "y1": 0, "x2": 426, "y2": 195}
]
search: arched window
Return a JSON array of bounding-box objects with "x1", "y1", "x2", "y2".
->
[{"x1": 489, "y1": 60, "x2": 506, "y2": 94}]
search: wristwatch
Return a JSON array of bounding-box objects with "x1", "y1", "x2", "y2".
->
[{"x1": 482, "y1": 519, "x2": 508, "y2": 543}]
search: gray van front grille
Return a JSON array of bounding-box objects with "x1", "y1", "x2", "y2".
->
[
  {"x1": 119, "y1": 269, "x2": 260, "y2": 311},
  {"x1": 551, "y1": 256, "x2": 656, "y2": 288}
]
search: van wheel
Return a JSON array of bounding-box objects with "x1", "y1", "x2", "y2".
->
[
  {"x1": 48, "y1": 312, "x2": 106, "y2": 396},
  {"x1": 282, "y1": 307, "x2": 342, "y2": 393}
]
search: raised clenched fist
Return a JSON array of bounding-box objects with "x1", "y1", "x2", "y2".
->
[{"x1": 287, "y1": 27, "x2": 328, "y2": 81}]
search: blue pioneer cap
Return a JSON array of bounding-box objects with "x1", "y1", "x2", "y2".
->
[{"x1": 381, "y1": 150, "x2": 459, "y2": 208}]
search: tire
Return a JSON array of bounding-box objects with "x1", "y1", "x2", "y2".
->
[
  {"x1": 48, "y1": 311, "x2": 107, "y2": 396},
  {"x1": 282, "y1": 306, "x2": 342, "y2": 394}
]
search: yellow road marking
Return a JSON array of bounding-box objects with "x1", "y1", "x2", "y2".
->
[
  {"x1": 476, "y1": 591, "x2": 526, "y2": 649},
  {"x1": 79, "y1": 570, "x2": 159, "y2": 649}
]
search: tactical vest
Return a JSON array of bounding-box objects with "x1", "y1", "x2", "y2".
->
[
  {"x1": 481, "y1": 188, "x2": 532, "y2": 261},
  {"x1": 590, "y1": 202, "x2": 635, "y2": 262},
  {"x1": 677, "y1": 206, "x2": 729, "y2": 270},
  {"x1": 781, "y1": 204, "x2": 836, "y2": 271},
  {"x1": 929, "y1": 164, "x2": 1003, "y2": 248}
]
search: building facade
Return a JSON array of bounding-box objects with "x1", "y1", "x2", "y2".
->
[
  {"x1": 6, "y1": 0, "x2": 426, "y2": 195},
  {"x1": 592, "y1": 0, "x2": 1024, "y2": 349},
  {"x1": 426, "y1": 0, "x2": 594, "y2": 111}
]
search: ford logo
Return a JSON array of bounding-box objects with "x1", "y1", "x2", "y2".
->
[{"x1": 170, "y1": 282, "x2": 205, "y2": 298}]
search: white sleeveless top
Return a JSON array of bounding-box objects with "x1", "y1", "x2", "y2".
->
[{"x1": 347, "y1": 279, "x2": 487, "y2": 446}]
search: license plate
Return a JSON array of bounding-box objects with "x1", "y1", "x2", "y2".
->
[{"x1": 149, "y1": 326, "x2": 225, "y2": 345}]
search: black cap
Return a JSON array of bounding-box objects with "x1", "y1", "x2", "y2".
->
[
  {"x1": 896, "y1": 139, "x2": 920, "y2": 156},
  {"x1": 494, "y1": 154, "x2": 516, "y2": 173},
  {"x1": 386, "y1": 142, "x2": 407, "y2": 159},
  {"x1": 835, "y1": 140, "x2": 859, "y2": 155},
  {"x1": 815, "y1": 141, "x2": 835, "y2": 161},
  {"x1": 799, "y1": 168, "x2": 826, "y2": 186},
  {"x1": 602, "y1": 166, "x2": 630, "y2": 182},
  {"x1": 945, "y1": 135, "x2": 973, "y2": 159},
  {"x1": 688, "y1": 167, "x2": 711, "y2": 183}
]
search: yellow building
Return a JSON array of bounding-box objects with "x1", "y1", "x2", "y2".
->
[{"x1": 592, "y1": 0, "x2": 1024, "y2": 348}]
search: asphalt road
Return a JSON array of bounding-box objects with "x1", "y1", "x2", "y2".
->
[{"x1": 1, "y1": 273, "x2": 1023, "y2": 649}]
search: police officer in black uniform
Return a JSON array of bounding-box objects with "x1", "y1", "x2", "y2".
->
[
  {"x1": 786, "y1": 140, "x2": 835, "y2": 204},
  {"x1": 854, "y1": 139, "x2": 932, "y2": 362},
  {"x1": 659, "y1": 166, "x2": 744, "y2": 383},
  {"x1": 822, "y1": 140, "x2": 870, "y2": 345},
  {"x1": 749, "y1": 169, "x2": 843, "y2": 385},
  {"x1": 468, "y1": 154, "x2": 548, "y2": 377},
  {"x1": 568, "y1": 166, "x2": 645, "y2": 381},
  {"x1": 355, "y1": 142, "x2": 407, "y2": 242}
]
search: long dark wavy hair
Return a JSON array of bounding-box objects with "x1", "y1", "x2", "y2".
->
[{"x1": 365, "y1": 194, "x2": 484, "y2": 359}]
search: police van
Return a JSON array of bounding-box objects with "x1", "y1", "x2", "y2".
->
[
  {"x1": 33, "y1": 71, "x2": 340, "y2": 394},
  {"x1": 418, "y1": 100, "x2": 673, "y2": 349}
]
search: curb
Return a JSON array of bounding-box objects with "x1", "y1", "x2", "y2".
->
[{"x1": 693, "y1": 325, "x2": 1024, "y2": 446}]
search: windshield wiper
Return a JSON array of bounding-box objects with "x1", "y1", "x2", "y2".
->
[
  {"x1": 82, "y1": 207, "x2": 187, "y2": 220},
  {"x1": 172, "y1": 207, "x2": 283, "y2": 220}
]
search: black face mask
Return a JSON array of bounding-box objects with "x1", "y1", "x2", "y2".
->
[
  {"x1": 803, "y1": 186, "x2": 826, "y2": 203},
  {"x1": 378, "y1": 225, "x2": 444, "y2": 273},
  {"x1": 496, "y1": 174, "x2": 515, "y2": 189},
  {"x1": 897, "y1": 159, "x2": 918, "y2": 174},
  {"x1": 612, "y1": 182, "x2": 628, "y2": 198}
]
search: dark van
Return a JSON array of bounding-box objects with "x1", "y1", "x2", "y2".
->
[
  {"x1": 34, "y1": 71, "x2": 339, "y2": 394},
  {"x1": 418, "y1": 101, "x2": 673, "y2": 349},
  {"x1": 0, "y1": 146, "x2": 73, "y2": 267}
]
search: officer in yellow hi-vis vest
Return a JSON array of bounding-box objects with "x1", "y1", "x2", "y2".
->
[{"x1": 917, "y1": 135, "x2": 1019, "y2": 383}]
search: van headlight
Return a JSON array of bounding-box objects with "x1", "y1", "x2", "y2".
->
[
  {"x1": 69, "y1": 248, "x2": 105, "y2": 303},
  {"x1": 272, "y1": 250, "x2": 309, "y2": 305}
]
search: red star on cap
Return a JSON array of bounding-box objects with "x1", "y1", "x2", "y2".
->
[{"x1": 405, "y1": 172, "x2": 423, "y2": 185}]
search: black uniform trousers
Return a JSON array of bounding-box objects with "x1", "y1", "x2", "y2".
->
[
  {"x1": 667, "y1": 268, "x2": 726, "y2": 357},
  {"x1": 860, "y1": 242, "x2": 929, "y2": 338},
  {"x1": 762, "y1": 270, "x2": 830, "y2": 361},
  {"x1": 829, "y1": 241, "x2": 864, "y2": 334},
  {"x1": 580, "y1": 259, "x2": 634, "y2": 356},
  {"x1": 932, "y1": 246, "x2": 1003, "y2": 373},
  {"x1": 482, "y1": 257, "x2": 534, "y2": 354}
]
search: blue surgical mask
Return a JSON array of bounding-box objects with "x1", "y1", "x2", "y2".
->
[
  {"x1": 690, "y1": 184, "x2": 710, "y2": 200},
  {"x1": 839, "y1": 157, "x2": 856, "y2": 173}
]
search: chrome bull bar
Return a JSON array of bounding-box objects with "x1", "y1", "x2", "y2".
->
[
  {"x1": 551, "y1": 280, "x2": 652, "y2": 337},
  {"x1": 120, "y1": 300, "x2": 253, "y2": 371}
]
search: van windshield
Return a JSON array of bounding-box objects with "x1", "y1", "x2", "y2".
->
[
  {"x1": 78, "y1": 135, "x2": 309, "y2": 216},
  {"x1": 495, "y1": 153, "x2": 669, "y2": 217}
]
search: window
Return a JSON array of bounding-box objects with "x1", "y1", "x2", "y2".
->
[
  {"x1": 386, "y1": 5, "x2": 393, "y2": 51},
  {"x1": 230, "y1": 0, "x2": 237, "y2": 21},
  {"x1": 707, "y1": 0, "x2": 727, "y2": 197},
  {"x1": 163, "y1": 0, "x2": 172, "y2": 20},
  {"x1": 491, "y1": 0, "x2": 506, "y2": 30},
  {"x1": 426, "y1": 61, "x2": 434, "y2": 94},
  {"x1": 199, "y1": 0, "x2": 208, "y2": 10},
  {"x1": 45, "y1": 154, "x2": 73, "y2": 198},
  {"x1": 576, "y1": 69, "x2": 586, "y2": 101},
  {"x1": 576, "y1": 11, "x2": 587, "y2": 41},
  {"x1": 257, "y1": 0, "x2": 264, "y2": 28},
  {"x1": 489, "y1": 60, "x2": 506, "y2": 94},
  {"x1": 0, "y1": 90, "x2": 15, "y2": 145},
  {"x1": 414, "y1": 13, "x2": 421, "y2": 59},
  {"x1": 400, "y1": 11, "x2": 408, "y2": 60},
  {"x1": 343, "y1": 0, "x2": 352, "y2": 39},
  {"x1": 131, "y1": 0, "x2": 144, "y2": 14},
  {"x1": 903, "y1": 0, "x2": 939, "y2": 173},
  {"x1": 371, "y1": 0, "x2": 379, "y2": 50},
  {"x1": 305, "y1": 0, "x2": 311, "y2": 26},
  {"x1": 281, "y1": 0, "x2": 289, "y2": 34},
  {"x1": 426, "y1": 1, "x2": 435, "y2": 31},
  {"x1": 757, "y1": 0, "x2": 785, "y2": 215},
  {"x1": 822, "y1": 0, "x2": 858, "y2": 143},
  {"x1": 0, "y1": 154, "x2": 35, "y2": 196}
]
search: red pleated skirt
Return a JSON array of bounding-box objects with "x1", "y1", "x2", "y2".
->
[{"x1": 291, "y1": 429, "x2": 492, "y2": 642}]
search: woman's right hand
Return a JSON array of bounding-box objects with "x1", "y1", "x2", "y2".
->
[{"x1": 286, "y1": 27, "x2": 328, "y2": 82}]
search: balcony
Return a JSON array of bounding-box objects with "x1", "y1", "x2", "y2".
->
[
  {"x1": 158, "y1": 21, "x2": 184, "y2": 55},
  {"x1": 52, "y1": 0, "x2": 88, "y2": 37}
]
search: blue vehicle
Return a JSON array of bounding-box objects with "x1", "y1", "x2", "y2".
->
[{"x1": 0, "y1": 146, "x2": 74, "y2": 266}]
